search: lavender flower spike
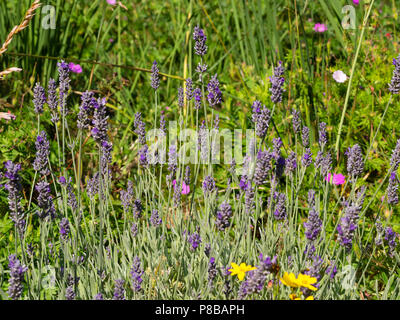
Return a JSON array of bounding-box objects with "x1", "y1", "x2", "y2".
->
[
  {"x1": 57, "y1": 60, "x2": 71, "y2": 113},
  {"x1": 269, "y1": 61, "x2": 285, "y2": 104},
  {"x1": 151, "y1": 60, "x2": 160, "y2": 90},
  {"x1": 33, "y1": 82, "x2": 46, "y2": 114},
  {"x1": 131, "y1": 256, "x2": 144, "y2": 292},
  {"x1": 389, "y1": 54, "x2": 400, "y2": 94},
  {"x1": 254, "y1": 150, "x2": 273, "y2": 186},
  {"x1": 215, "y1": 201, "x2": 232, "y2": 231},
  {"x1": 113, "y1": 279, "x2": 126, "y2": 300},
  {"x1": 47, "y1": 78, "x2": 59, "y2": 123},
  {"x1": 8, "y1": 254, "x2": 28, "y2": 300},
  {"x1": 346, "y1": 144, "x2": 364, "y2": 179},
  {"x1": 193, "y1": 25, "x2": 207, "y2": 56},
  {"x1": 4, "y1": 161, "x2": 25, "y2": 235},
  {"x1": 35, "y1": 181, "x2": 56, "y2": 220},
  {"x1": 207, "y1": 74, "x2": 222, "y2": 106},
  {"x1": 59, "y1": 218, "x2": 70, "y2": 241},
  {"x1": 387, "y1": 171, "x2": 399, "y2": 206},
  {"x1": 33, "y1": 131, "x2": 50, "y2": 176}
]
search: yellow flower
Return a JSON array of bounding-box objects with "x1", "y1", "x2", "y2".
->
[
  {"x1": 289, "y1": 294, "x2": 314, "y2": 300},
  {"x1": 228, "y1": 262, "x2": 257, "y2": 281},
  {"x1": 296, "y1": 273, "x2": 318, "y2": 291},
  {"x1": 280, "y1": 272, "x2": 300, "y2": 288}
]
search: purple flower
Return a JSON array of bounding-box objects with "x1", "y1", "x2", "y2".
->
[
  {"x1": 94, "y1": 293, "x2": 104, "y2": 300},
  {"x1": 47, "y1": 78, "x2": 59, "y2": 123},
  {"x1": 68, "y1": 62, "x2": 82, "y2": 74},
  {"x1": 390, "y1": 138, "x2": 400, "y2": 171},
  {"x1": 86, "y1": 173, "x2": 99, "y2": 199},
  {"x1": 59, "y1": 218, "x2": 70, "y2": 241},
  {"x1": 285, "y1": 152, "x2": 297, "y2": 176},
  {"x1": 91, "y1": 97, "x2": 109, "y2": 145},
  {"x1": 272, "y1": 138, "x2": 283, "y2": 160},
  {"x1": 318, "y1": 122, "x2": 327, "y2": 149},
  {"x1": 269, "y1": 61, "x2": 285, "y2": 104},
  {"x1": 202, "y1": 175, "x2": 216, "y2": 195},
  {"x1": 389, "y1": 54, "x2": 400, "y2": 94},
  {"x1": 131, "y1": 223, "x2": 138, "y2": 237},
  {"x1": 326, "y1": 262, "x2": 337, "y2": 279},
  {"x1": 150, "y1": 210, "x2": 162, "y2": 227},
  {"x1": 187, "y1": 229, "x2": 202, "y2": 251},
  {"x1": 385, "y1": 227, "x2": 398, "y2": 256},
  {"x1": 133, "y1": 198, "x2": 143, "y2": 219},
  {"x1": 273, "y1": 192, "x2": 287, "y2": 220},
  {"x1": 8, "y1": 254, "x2": 27, "y2": 300},
  {"x1": 134, "y1": 112, "x2": 146, "y2": 145},
  {"x1": 77, "y1": 91, "x2": 95, "y2": 130},
  {"x1": 291, "y1": 109, "x2": 301, "y2": 134},
  {"x1": 245, "y1": 184, "x2": 255, "y2": 214},
  {"x1": 193, "y1": 25, "x2": 207, "y2": 56},
  {"x1": 33, "y1": 131, "x2": 50, "y2": 176},
  {"x1": 35, "y1": 181, "x2": 56, "y2": 220},
  {"x1": 150, "y1": 60, "x2": 160, "y2": 90},
  {"x1": 387, "y1": 171, "x2": 399, "y2": 205},
  {"x1": 346, "y1": 144, "x2": 364, "y2": 179},
  {"x1": 57, "y1": 60, "x2": 71, "y2": 113},
  {"x1": 239, "y1": 254, "x2": 277, "y2": 299},
  {"x1": 304, "y1": 196, "x2": 322, "y2": 241},
  {"x1": 208, "y1": 257, "x2": 218, "y2": 287},
  {"x1": 302, "y1": 148, "x2": 313, "y2": 167},
  {"x1": 301, "y1": 126, "x2": 310, "y2": 148},
  {"x1": 178, "y1": 87, "x2": 184, "y2": 108},
  {"x1": 196, "y1": 63, "x2": 208, "y2": 82},
  {"x1": 186, "y1": 78, "x2": 193, "y2": 101},
  {"x1": 337, "y1": 187, "x2": 366, "y2": 251},
  {"x1": 33, "y1": 82, "x2": 46, "y2": 114},
  {"x1": 120, "y1": 180, "x2": 134, "y2": 211},
  {"x1": 254, "y1": 150, "x2": 273, "y2": 186},
  {"x1": 215, "y1": 201, "x2": 232, "y2": 231},
  {"x1": 207, "y1": 74, "x2": 222, "y2": 106},
  {"x1": 159, "y1": 111, "x2": 166, "y2": 135},
  {"x1": 113, "y1": 279, "x2": 125, "y2": 300},
  {"x1": 139, "y1": 144, "x2": 149, "y2": 168},
  {"x1": 4, "y1": 161, "x2": 25, "y2": 235},
  {"x1": 131, "y1": 257, "x2": 144, "y2": 292},
  {"x1": 167, "y1": 145, "x2": 178, "y2": 182},
  {"x1": 251, "y1": 101, "x2": 271, "y2": 138},
  {"x1": 193, "y1": 87, "x2": 202, "y2": 110}
]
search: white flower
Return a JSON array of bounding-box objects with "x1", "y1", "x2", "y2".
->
[{"x1": 333, "y1": 70, "x2": 348, "y2": 83}]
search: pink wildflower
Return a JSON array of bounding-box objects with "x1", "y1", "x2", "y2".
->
[
  {"x1": 68, "y1": 62, "x2": 82, "y2": 74},
  {"x1": 314, "y1": 23, "x2": 327, "y2": 33}
]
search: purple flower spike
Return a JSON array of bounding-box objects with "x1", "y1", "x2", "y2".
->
[
  {"x1": 8, "y1": 254, "x2": 27, "y2": 300},
  {"x1": 389, "y1": 54, "x2": 400, "y2": 94},
  {"x1": 215, "y1": 201, "x2": 232, "y2": 231},
  {"x1": 269, "y1": 61, "x2": 285, "y2": 104},
  {"x1": 131, "y1": 256, "x2": 144, "y2": 292},
  {"x1": 151, "y1": 60, "x2": 160, "y2": 90},
  {"x1": 193, "y1": 25, "x2": 207, "y2": 56},
  {"x1": 33, "y1": 82, "x2": 46, "y2": 114},
  {"x1": 207, "y1": 74, "x2": 222, "y2": 106}
]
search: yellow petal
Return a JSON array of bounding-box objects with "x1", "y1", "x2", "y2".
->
[
  {"x1": 238, "y1": 272, "x2": 245, "y2": 281},
  {"x1": 306, "y1": 296, "x2": 314, "y2": 300}
]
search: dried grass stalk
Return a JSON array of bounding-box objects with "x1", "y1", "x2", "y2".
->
[
  {"x1": 0, "y1": 0, "x2": 41, "y2": 79},
  {"x1": 0, "y1": 0, "x2": 41, "y2": 57}
]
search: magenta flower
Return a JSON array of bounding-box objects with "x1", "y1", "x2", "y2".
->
[
  {"x1": 107, "y1": 0, "x2": 117, "y2": 5},
  {"x1": 172, "y1": 180, "x2": 191, "y2": 195},
  {"x1": 325, "y1": 173, "x2": 346, "y2": 185},
  {"x1": 353, "y1": 0, "x2": 359, "y2": 5},
  {"x1": 314, "y1": 23, "x2": 327, "y2": 33},
  {"x1": 68, "y1": 62, "x2": 82, "y2": 74}
]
